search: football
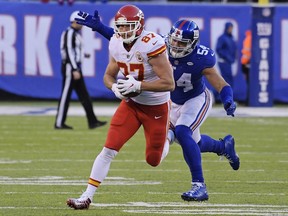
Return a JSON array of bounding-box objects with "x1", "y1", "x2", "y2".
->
[
  {"x1": 117, "y1": 76, "x2": 141, "y2": 98},
  {"x1": 122, "y1": 91, "x2": 141, "y2": 98}
]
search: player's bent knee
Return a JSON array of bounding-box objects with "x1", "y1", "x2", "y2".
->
[
  {"x1": 101, "y1": 147, "x2": 118, "y2": 159},
  {"x1": 146, "y1": 152, "x2": 161, "y2": 167}
]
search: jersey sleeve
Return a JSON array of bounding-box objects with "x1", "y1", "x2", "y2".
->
[
  {"x1": 145, "y1": 33, "x2": 167, "y2": 58},
  {"x1": 203, "y1": 48, "x2": 216, "y2": 68},
  {"x1": 147, "y1": 44, "x2": 166, "y2": 58}
]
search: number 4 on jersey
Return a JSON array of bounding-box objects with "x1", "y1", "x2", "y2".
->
[{"x1": 176, "y1": 73, "x2": 193, "y2": 92}]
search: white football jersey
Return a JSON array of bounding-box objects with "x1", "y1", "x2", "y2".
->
[{"x1": 109, "y1": 30, "x2": 170, "y2": 105}]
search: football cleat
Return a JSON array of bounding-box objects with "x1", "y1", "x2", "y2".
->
[
  {"x1": 89, "y1": 120, "x2": 107, "y2": 129},
  {"x1": 181, "y1": 182, "x2": 209, "y2": 201},
  {"x1": 66, "y1": 193, "x2": 92, "y2": 210},
  {"x1": 219, "y1": 135, "x2": 240, "y2": 170},
  {"x1": 54, "y1": 124, "x2": 73, "y2": 130}
]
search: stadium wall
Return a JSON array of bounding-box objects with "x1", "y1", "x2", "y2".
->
[{"x1": 0, "y1": 2, "x2": 287, "y2": 103}]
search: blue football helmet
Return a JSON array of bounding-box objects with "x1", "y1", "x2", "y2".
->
[{"x1": 167, "y1": 19, "x2": 200, "y2": 58}]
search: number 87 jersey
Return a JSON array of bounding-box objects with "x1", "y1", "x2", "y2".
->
[
  {"x1": 109, "y1": 29, "x2": 170, "y2": 105},
  {"x1": 170, "y1": 44, "x2": 216, "y2": 105}
]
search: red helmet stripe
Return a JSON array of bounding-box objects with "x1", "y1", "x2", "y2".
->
[{"x1": 177, "y1": 20, "x2": 188, "y2": 30}]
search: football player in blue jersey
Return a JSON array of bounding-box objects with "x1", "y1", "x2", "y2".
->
[{"x1": 74, "y1": 10, "x2": 239, "y2": 202}]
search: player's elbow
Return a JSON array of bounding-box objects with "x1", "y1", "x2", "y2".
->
[
  {"x1": 162, "y1": 81, "x2": 175, "y2": 92},
  {"x1": 168, "y1": 80, "x2": 175, "y2": 92},
  {"x1": 159, "y1": 79, "x2": 175, "y2": 92}
]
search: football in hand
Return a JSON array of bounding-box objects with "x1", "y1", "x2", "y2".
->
[
  {"x1": 118, "y1": 76, "x2": 141, "y2": 97},
  {"x1": 122, "y1": 91, "x2": 141, "y2": 98}
]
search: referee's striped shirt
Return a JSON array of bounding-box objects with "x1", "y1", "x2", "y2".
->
[{"x1": 60, "y1": 26, "x2": 82, "y2": 70}]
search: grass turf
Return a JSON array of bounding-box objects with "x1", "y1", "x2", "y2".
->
[{"x1": 0, "y1": 114, "x2": 288, "y2": 216}]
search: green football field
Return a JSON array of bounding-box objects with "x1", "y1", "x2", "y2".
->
[{"x1": 0, "y1": 106, "x2": 288, "y2": 216}]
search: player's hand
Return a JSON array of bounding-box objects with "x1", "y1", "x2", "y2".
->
[
  {"x1": 75, "y1": 10, "x2": 101, "y2": 30},
  {"x1": 117, "y1": 75, "x2": 141, "y2": 95},
  {"x1": 224, "y1": 100, "x2": 236, "y2": 117},
  {"x1": 111, "y1": 83, "x2": 127, "y2": 100}
]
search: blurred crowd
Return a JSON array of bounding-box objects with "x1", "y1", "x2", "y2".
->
[{"x1": 2, "y1": 0, "x2": 288, "y2": 3}]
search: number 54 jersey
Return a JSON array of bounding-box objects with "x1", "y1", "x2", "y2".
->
[
  {"x1": 109, "y1": 30, "x2": 170, "y2": 106},
  {"x1": 169, "y1": 44, "x2": 216, "y2": 105}
]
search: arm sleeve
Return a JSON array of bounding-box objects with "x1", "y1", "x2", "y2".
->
[
  {"x1": 220, "y1": 85, "x2": 233, "y2": 104},
  {"x1": 93, "y1": 22, "x2": 114, "y2": 41},
  {"x1": 203, "y1": 49, "x2": 216, "y2": 68}
]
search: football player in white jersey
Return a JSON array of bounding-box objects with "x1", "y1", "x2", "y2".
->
[
  {"x1": 68, "y1": 4, "x2": 240, "y2": 205},
  {"x1": 67, "y1": 5, "x2": 175, "y2": 210}
]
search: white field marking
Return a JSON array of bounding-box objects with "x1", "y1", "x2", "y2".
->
[
  {"x1": 0, "y1": 159, "x2": 31, "y2": 164},
  {"x1": 0, "y1": 207, "x2": 67, "y2": 210},
  {"x1": 0, "y1": 206, "x2": 287, "y2": 216},
  {"x1": 0, "y1": 202, "x2": 287, "y2": 215},
  {"x1": 1, "y1": 106, "x2": 288, "y2": 117},
  {"x1": 1, "y1": 202, "x2": 287, "y2": 209},
  {"x1": 1, "y1": 152, "x2": 286, "y2": 160},
  {"x1": 239, "y1": 152, "x2": 288, "y2": 155},
  {"x1": 90, "y1": 202, "x2": 288, "y2": 215},
  {"x1": 0, "y1": 176, "x2": 287, "y2": 185},
  {"x1": 0, "y1": 176, "x2": 161, "y2": 186},
  {"x1": 92, "y1": 202, "x2": 288, "y2": 208},
  {"x1": 5, "y1": 191, "x2": 73, "y2": 194},
  {"x1": 148, "y1": 191, "x2": 287, "y2": 196},
  {"x1": 0, "y1": 167, "x2": 284, "y2": 174},
  {"x1": 0, "y1": 157, "x2": 284, "y2": 165},
  {"x1": 4, "y1": 191, "x2": 286, "y2": 197},
  {"x1": 123, "y1": 210, "x2": 288, "y2": 215}
]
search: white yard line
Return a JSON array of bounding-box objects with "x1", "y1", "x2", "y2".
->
[
  {"x1": 0, "y1": 105, "x2": 287, "y2": 117},
  {"x1": 1, "y1": 202, "x2": 287, "y2": 216}
]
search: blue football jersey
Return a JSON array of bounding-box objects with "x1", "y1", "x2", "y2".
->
[{"x1": 170, "y1": 44, "x2": 216, "y2": 105}]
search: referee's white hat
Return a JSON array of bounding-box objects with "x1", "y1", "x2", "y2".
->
[{"x1": 70, "y1": 11, "x2": 79, "y2": 22}]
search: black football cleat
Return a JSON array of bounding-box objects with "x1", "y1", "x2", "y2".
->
[
  {"x1": 89, "y1": 120, "x2": 107, "y2": 129},
  {"x1": 54, "y1": 124, "x2": 73, "y2": 130}
]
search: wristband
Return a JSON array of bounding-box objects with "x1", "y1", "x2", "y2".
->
[{"x1": 220, "y1": 85, "x2": 233, "y2": 104}]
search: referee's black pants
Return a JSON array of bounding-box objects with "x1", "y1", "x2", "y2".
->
[{"x1": 55, "y1": 64, "x2": 97, "y2": 127}]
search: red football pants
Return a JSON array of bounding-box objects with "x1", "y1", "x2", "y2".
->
[{"x1": 105, "y1": 99, "x2": 170, "y2": 167}]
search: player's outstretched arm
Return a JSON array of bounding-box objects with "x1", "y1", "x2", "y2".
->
[
  {"x1": 203, "y1": 67, "x2": 236, "y2": 117},
  {"x1": 75, "y1": 10, "x2": 114, "y2": 40},
  {"x1": 220, "y1": 86, "x2": 236, "y2": 117}
]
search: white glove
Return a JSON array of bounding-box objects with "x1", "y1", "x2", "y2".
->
[
  {"x1": 117, "y1": 75, "x2": 141, "y2": 95},
  {"x1": 111, "y1": 83, "x2": 127, "y2": 100}
]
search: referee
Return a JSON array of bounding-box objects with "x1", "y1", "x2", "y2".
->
[{"x1": 55, "y1": 11, "x2": 106, "y2": 129}]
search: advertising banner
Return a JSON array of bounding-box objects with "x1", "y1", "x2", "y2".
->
[
  {"x1": 249, "y1": 6, "x2": 274, "y2": 107},
  {"x1": 0, "y1": 2, "x2": 287, "y2": 104}
]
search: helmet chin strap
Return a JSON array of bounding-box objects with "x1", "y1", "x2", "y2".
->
[
  {"x1": 170, "y1": 46, "x2": 192, "y2": 58},
  {"x1": 123, "y1": 30, "x2": 142, "y2": 44},
  {"x1": 170, "y1": 49, "x2": 181, "y2": 58},
  {"x1": 122, "y1": 33, "x2": 136, "y2": 44}
]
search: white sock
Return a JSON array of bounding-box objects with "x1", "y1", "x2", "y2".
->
[
  {"x1": 167, "y1": 129, "x2": 175, "y2": 145},
  {"x1": 160, "y1": 139, "x2": 170, "y2": 163},
  {"x1": 84, "y1": 147, "x2": 118, "y2": 198}
]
